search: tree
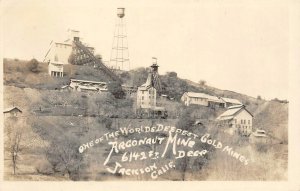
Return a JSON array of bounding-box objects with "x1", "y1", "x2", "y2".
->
[
  {"x1": 198, "y1": 80, "x2": 206, "y2": 86},
  {"x1": 174, "y1": 109, "x2": 194, "y2": 180},
  {"x1": 257, "y1": 95, "x2": 262, "y2": 100},
  {"x1": 130, "y1": 67, "x2": 148, "y2": 87},
  {"x1": 45, "y1": 137, "x2": 85, "y2": 180},
  {"x1": 27, "y1": 58, "x2": 40, "y2": 73},
  {"x1": 166, "y1": 71, "x2": 177, "y2": 78},
  {"x1": 4, "y1": 116, "x2": 26, "y2": 175},
  {"x1": 176, "y1": 109, "x2": 194, "y2": 131},
  {"x1": 107, "y1": 81, "x2": 125, "y2": 99},
  {"x1": 11, "y1": 129, "x2": 22, "y2": 175},
  {"x1": 68, "y1": 53, "x2": 76, "y2": 65}
]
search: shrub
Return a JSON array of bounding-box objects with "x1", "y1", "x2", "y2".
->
[
  {"x1": 107, "y1": 81, "x2": 125, "y2": 99},
  {"x1": 27, "y1": 58, "x2": 40, "y2": 73},
  {"x1": 97, "y1": 116, "x2": 113, "y2": 129},
  {"x1": 199, "y1": 80, "x2": 207, "y2": 86}
]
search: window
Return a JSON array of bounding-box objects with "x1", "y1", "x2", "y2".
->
[
  {"x1": 142, "y1": 91, "x2": 144, "y2": 94},
  {"x1": 241, "y1": 119, "x2": 243, "y2": 124},
  {"x1": 248, "y1": 120, "x2": 250, "y2": 124},
  {"x1": 142, "y1": 96, "x2": 144, "y2": 100}
]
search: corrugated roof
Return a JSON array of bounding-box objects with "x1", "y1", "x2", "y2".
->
[
  {"x1": 217, "y1": 105, "x2": 253, "y2": 120},
  {"x1": 228, "y1": 104, "x2": 244, "y2": 109},
  {"x1": 216, "y1": 116, "x2": 234, "y2": 120},
  {"x1": 216, "y1": 107, "x2": 242, "y2": 120},
  {"x1": 185, "y1": 92, "x2": 224, "y2": 103},
  {"x1": 207, "y1": 95, "x2": 224, "y2": 103},
  {"x1": 185, "y1": 92, "x2": 210, "y2": 99},
  {"x1": 221, "y1": 97, "x2": 242, "y2": 105}
]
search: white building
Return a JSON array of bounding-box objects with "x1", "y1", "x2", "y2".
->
[
  {"x1": 44, "y1": 30, "x2": 95, "y2": 65},
  {"x1": 136, "y1": 74, "x2": 157, "y2": 109},
  {"x1": 69, "y1": 79, "x2": 108, "y2": 93},
  {"x1": 181, "y1": 92, "x2": 225, "y2": 108},
  {"x1": 216, "y1": 105, "x2": 253, "y2": 136},
  {"x1": 48, "y1": 61, "x2": 64, "y2": 77}
]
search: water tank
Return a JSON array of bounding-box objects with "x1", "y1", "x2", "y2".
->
[{"x1": 117, "y1": 8, "x2": 125, "y2": 18}]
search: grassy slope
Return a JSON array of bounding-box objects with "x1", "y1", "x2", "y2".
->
[{"x1": 3, "y1": 58, "x2": 288, "y2": 180}]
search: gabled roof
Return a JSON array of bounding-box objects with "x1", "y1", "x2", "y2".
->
[
  {"x1": 220, "y1": 97, "x2": 242, "y2": 105},
  {"x1": 227, "y1": 104, "x2": 244, "y2": 109},
  {"x1": 184, "y1": 92, "x2": 210, "y2": 99},
  {"x1": 207, "y1": 95, "x2": 225, "y2": 103},
  {"x1": 183, "y1": 92, "x2": 224, "y2": 103},
  {"x1": 3, "y1": 106, "x2": 22, "y2": 113},
  {"x1": 216, "y1": 105, "x2": 253, "y2": 120}
]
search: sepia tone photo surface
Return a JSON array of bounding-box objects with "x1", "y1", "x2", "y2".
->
[{"x1": 1, "y1": 0, "x2": 298, "y2": 188}]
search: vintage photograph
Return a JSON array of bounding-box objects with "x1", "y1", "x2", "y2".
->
[{"x1": 1, "y1": 0, "x2": 291, "y2": 183}]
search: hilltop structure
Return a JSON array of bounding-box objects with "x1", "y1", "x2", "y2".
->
[
  {"x1": 44, "y1": 30, "x2": 95, "y2": 65},
  {"x1": 216, "y1": 105, "x2": 253, "y2": 136},
  {"x1": 44, "y1": 29, "x2": 121, "y2": 82}
]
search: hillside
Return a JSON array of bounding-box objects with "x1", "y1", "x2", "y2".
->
[{"x1": 2, "y1": 58, "x2": 288, "y2": 180}]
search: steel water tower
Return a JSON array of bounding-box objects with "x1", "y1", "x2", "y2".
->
[{"x1": 110, "y1": 8, "x2": 130, "y2": 71}]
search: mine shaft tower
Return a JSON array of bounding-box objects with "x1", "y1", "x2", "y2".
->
[{"x1": 150, "y1": 57, "x2": 162, "y2": 94}]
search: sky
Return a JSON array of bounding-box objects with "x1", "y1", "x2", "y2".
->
[{"x1": 1, "y1": 0, "x2": 289, "y2": 100}]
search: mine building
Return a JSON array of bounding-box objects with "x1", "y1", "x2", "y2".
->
[
  {"x1": 181, "y1": 92, "x2": 243, "y2": 109},
  {"x1": 181, "y1": 92, "x2": 225, "y2": 108},
  {"x1": 69, "y1": 79, "x2": 108, "y2": 93},
  {"x1": 136, "y1": 59, "x2": 167, "y2": 118},
  {"x1": 137, "y1": 73, "x2": 157, "y2": 109},
  {"x1": 48, "y1": 61, "x2": 64, "y2": 77},
  {"x1": 216, "y1": 105, "x2": 253, "y2": 136},
  {"x1": 44, "y1": 30, "x2": 95, "y2": 65}
]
